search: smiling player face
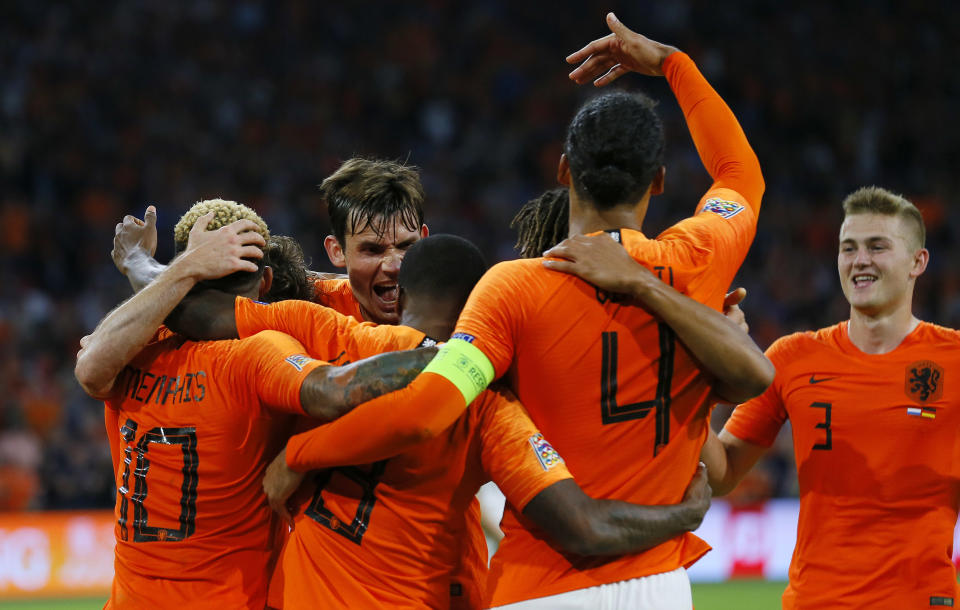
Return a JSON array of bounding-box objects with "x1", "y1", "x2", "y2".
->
[
  {"x1": 336, "y1": 217, "x2": 428, "y2": 325},
  {"x1": 837, "y1": 213, "x2": 927, "y2": 318}
]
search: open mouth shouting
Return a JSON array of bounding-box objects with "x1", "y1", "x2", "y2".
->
[{"x1": 373, "y1": 283, "x2": 399, "y2": 311}]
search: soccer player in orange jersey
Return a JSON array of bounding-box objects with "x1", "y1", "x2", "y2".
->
[
  {"x1": 259, "y1": 14, "x2": 772, "y2": 608},
  {"x1": 701, "y1": 186, "x2": 960, "y2": 609},
  {"x1": 76, "y1": 200, "x2": 438, "y2": 610},
  {"x1": 213, "y1": 234, "x2": 709, "y2": 609}
]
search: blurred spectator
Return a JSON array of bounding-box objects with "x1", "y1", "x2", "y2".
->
[{"x1": 1, "y1": 0, "x2": 958, "y2": 509}]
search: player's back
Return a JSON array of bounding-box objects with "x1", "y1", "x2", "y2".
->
[
  {"x1": 461, "y1": 225, "x2": 750, "y2": 604},
  {"x1": 728, "y1": 321, "x2": 960, "y2": 609},
  {"x1": 105, "y1": 328, "x2": 299, "y2": 609},
  {"x1": 280, "y1": 386, "x2": 571, "y2": 609}
]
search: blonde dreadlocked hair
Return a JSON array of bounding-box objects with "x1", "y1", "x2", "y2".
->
[
  {"x1": 510, "y1": 188, "x2": 570, "y2": 258},
  {"x1": 173, "y1": 198, "x2": 270, "y2": 253}
]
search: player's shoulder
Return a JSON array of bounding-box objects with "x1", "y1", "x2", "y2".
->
[
  {"x1": 914, "y1": 320, "x2": 960, "y2": 347},
  {"x1": 766, "y1": 323, "x2": 845, "y2": 362}
]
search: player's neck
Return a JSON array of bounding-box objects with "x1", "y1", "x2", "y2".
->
[
  {"x1": 567, "y1": 191, "x2": 650, "y2": 236},
  {"x1": 847, "y1": 302, "x2": 920, "y2": 355},
  {"x1": 399, "y1": 300, "x2": 459, "y2": 342}
]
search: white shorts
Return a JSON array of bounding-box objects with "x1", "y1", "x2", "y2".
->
[{"x1": 490, "y1": 567, "x2": 692, "y2": 610}]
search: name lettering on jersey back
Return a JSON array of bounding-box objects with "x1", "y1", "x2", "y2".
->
[{"x1": 119, "y1": 365, "x2": 207, "y2": 405}]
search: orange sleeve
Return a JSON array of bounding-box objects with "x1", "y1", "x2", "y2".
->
[
  {"x1": 663, "y1": 52, "x2": 764, "y2": 213},
  {"x1": 723, "y1": 336, "x2": 793, "y2": 447},
  {"x1": 451, "y1": 261, "x2": 530, "y2": 379},
  {"x1": 285, "y1": 371, "x2": 466, "y2": 471},
  {"x1": 311, "y1": 277, "x2": 365, "y2": 322},
  {"x1": 230, "y1": 330, "x2": 326, "y2": 414},
  {"x1": 477, "y1": 390, "x2": 573, "y2": 511},
  {"x1": 234, "y1": 297, "x2": 426, "y2": 362}
]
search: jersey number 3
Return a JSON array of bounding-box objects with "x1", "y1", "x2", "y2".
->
[
  {"x1": 117, "y1": 419, "x2": 199, "y2": 543},
  {"x1": 601, "y1": 326, "x2": 676, "y2": 456}
]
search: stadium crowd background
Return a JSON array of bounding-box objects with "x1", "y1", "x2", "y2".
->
[{"x1": 1, "y1": 0, "x2": 958, "y2": 512}]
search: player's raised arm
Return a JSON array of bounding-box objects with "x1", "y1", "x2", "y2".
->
[
  {"x1": 568, "y1": 13, "x2": 763, "y2": 210},
  {"x1": 543, "y1": 233, "x2": 773, "y2": 402},
  {"x1": 75, "y1": 214, "x2": 265, "y2": 398}
]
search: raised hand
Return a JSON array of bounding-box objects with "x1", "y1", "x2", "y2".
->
[
  {"x1": 112, "y1": 205, "x2": 158, "y2": 275},
  {"x1": 567, "y1": 12, "x2": 679, "y2": 86},
  {"x1": 178, "y1": 211, "x2": 266, "y2": 281}
]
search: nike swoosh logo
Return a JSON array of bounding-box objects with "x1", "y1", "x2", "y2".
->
[{"x1": 809, "y1": 375, "x2": 837, "y2": 384}]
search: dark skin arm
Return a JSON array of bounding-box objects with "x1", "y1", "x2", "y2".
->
[{"x1": 522, "y1": 463, "x2": 711, "y2": 556}]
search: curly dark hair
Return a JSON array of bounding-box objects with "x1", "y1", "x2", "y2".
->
[
  {"x1": 510, "y1": 188, "x2": 569, "y2": 258},
  {"x1": 263, "y1": 235, "x2": 312, "y2": 302},
  {"x1": 564, "y1": 91, "x2": 664, "y2": 210}
]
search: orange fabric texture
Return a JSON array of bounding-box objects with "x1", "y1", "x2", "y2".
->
[
  {"x1": 311, "y1": 277, "x2": 365, "y2": 322},
  {"x1": 234, "y1": 296, "x2": 426, "y2": 364},
  {"x1": 104, "y1": 327, "x2": 323, "y2": 609},
  {"x1": 725, "y1": 321, "x2": 960, "y2": 609},
  {"x1": 237, "y1": 294, "x2": 487, "y2": 607},
  {"x1": 454, "y1": 51, "x2": 761, "y2": 606},
  {"x1": 281, "y1": 387, "x2": 572, "y2": 609}
]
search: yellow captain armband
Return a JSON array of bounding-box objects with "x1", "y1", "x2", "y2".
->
[{"x1": 422, "y1": 338, "x2": 495, "y2": 405}]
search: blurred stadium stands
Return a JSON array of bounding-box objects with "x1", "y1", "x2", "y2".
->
[{"x1": 1, "y1": 0, "x2": 958, "y2": 512}]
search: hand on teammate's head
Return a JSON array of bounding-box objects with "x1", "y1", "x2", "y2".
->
[
  {"x1": 567, "y1": 12, "x2": 679, "y2": 86},
  {"x1": 112, "y1": 205, "x2": 158, "y2": 275},
  {"x1": 179, "y1": 212, "x2": 266, "y2": 280}
]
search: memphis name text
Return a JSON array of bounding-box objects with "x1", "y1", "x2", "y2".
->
[{"x1": 119, "y1": 365, "x2": 207, "y2": 405}]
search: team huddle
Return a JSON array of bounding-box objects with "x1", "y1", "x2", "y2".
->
[{"x1": 74, "y1": 14, "x2": 960, "y2": 610}]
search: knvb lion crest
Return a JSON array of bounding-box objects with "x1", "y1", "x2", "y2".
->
[{"x1": 905, "y1": 360, "x2": 943, "y2": 404}]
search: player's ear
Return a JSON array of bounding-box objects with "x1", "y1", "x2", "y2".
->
[
  {"x1": 650, "y1": 166, "x2": 666, "y2": 195},
  {"x1": 324, "y1": 235, "x2": 347, "y2": 268},
  {"x1": 419, "y1": 224, "x2": 429, "y2": 238},
  {"x1": 557, "y1": 154, "x2": 571, "y2": 187},
  {"x1": 259, "y1": 266, "x2": 274, "y2": 300},
  {"x1": 910, "y1": 247, "x2": 930, "y2": 279}
]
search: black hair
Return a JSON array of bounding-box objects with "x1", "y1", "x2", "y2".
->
[
  {"x1": 564, "y1": 91, "x2": 664, "y2": 209},
  {"x1": 398, "y1": 235, "x2": 487, "y2": 309},
  {"x1": 263, "y1": 235, "x2": 312, "y2": 302},
  {"x1": 510, "y1": 188, "x2": 570, "y2": 258},
  {"x1": 320, "y1": 158, "x2": 425, "y2": 244}
]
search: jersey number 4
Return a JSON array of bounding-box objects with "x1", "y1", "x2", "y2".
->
[
  {"x1": 117, "y1": 419, "x2": 199, "y2": 543},
  {"x1": 601, "y1": 326, "x2": 676, "y2": 456}
]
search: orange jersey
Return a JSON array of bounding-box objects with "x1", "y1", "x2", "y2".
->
[
  {"x1": 453, "y1": 51, "x2": 764, "y2": 606},
  {"x1": 281, "y1": 387, "x2": 572, "y2": 609},
  {"x1": 103, "y1": 328, "x2": 324, "y2": 609},
  {"x1": 311, "y1": 277, "x2": 364, "y2": 322},
  {"x1": 235, "y1": 296, "x2": 426, "y2": 364},
  {"x1": 724, "y1": 321, "x2": 960, "y2": 609},
  {"x1": 235, "y1": 296, "x2": 488, "y2": 608}
]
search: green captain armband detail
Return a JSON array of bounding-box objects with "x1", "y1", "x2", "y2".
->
[{"x1": 422, "y1": 338, "x2": 495, "y2": 405}]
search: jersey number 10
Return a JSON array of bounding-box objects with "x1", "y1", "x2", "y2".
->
[{"x1": 117, "y1": 419, "x2": 199, "y2": 543}]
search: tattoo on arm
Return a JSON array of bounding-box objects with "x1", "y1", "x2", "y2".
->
[{"x1": 301, "y1": 346, "x2": 438, "y2": 422}]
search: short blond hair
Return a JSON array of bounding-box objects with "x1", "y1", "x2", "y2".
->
[
  {"x1": 842, "y1": 186, "x2": 925, "y2": 250},
  {"x1": 173, "y1": 198, "x2": 269, "y2": 252}
]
